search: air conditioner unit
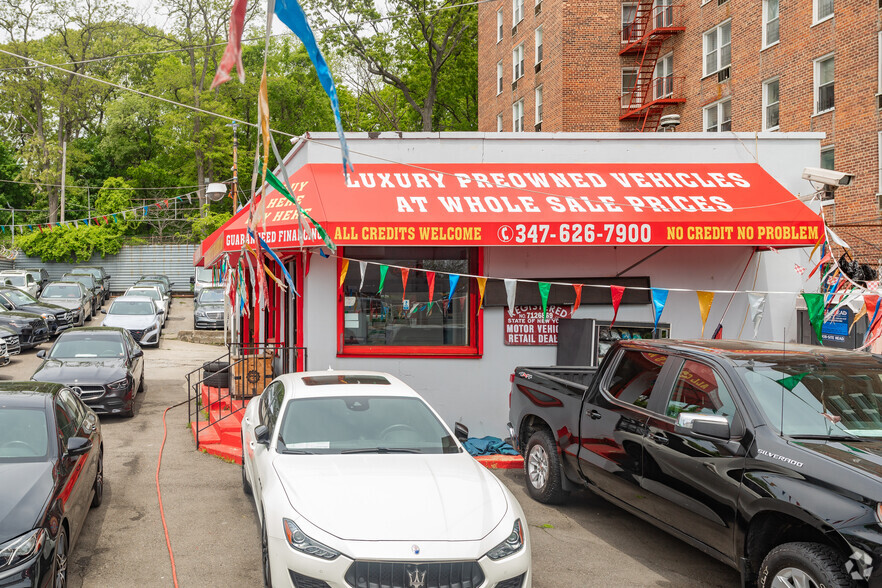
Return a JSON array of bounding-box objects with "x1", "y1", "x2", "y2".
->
[{"x1": 717, "y1": 67, "x2": 730, "y2": 83}]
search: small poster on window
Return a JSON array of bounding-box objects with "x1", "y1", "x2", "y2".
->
[{"x1": 504, "y1": 305, "x2": 572, "y2": 346}]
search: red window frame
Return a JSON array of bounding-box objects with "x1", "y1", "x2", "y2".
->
[{"x1": 336, "y1": 247, "x2": 483, "y2": 358}]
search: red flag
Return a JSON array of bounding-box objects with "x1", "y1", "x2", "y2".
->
[
  {"x1": 210, "y1": 0, "x2": 248, "y2": 89},
  {"x1": 103, "y1": 215, "x2": 108, "y2": 224},
  {"x1": 401, "y1": 268, "x2": 409, "y2": 302},
  {"x1": 426, "y1": 271, "x2": 436, "y2": 301},
  {"x1": 808, "y1": 250, "x2": 833, "y2": 278},
  {"x1": 304, "y1": 251, "x2": 312, "y2": 277},
  {"x1": 163, "y1": 199, "x2": 169, "y2": 208},
  {"x1": 572, "y1": 284, "x2": 582, "y2": 314},
  {"x1": 610, "y1": 285, "x2": 625, "y2": 328}
]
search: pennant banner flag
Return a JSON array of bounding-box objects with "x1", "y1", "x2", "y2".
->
[
  {"x1": 572, "y1": 284, "x2": 583, "y2": 314},
  {"x1": 426, "y1": 271, "x2": 435, "y2": 302},
  {"x1": 505, "y1": 279, "x2": 517, "y2": 310},
  {"x1": 747, "y1": 293, "x2": 767, "y2": 338},
  {"x1": 808, "y1": 250, "x2": 832, "y2": 279},
  {"x1": 249, "y1": 229, "x2": 299, "y2": 297},
  {"x1": 359, "y1": 261, "x2": 367, "y2": 291},
  {"x1": 210, "y1": 0, "x2": 248, "y2": 88},
  {"x1": 274, "y1": 0, "x2": 352, "y2": 177},
  {"x1": 378, "y1": 265, "x2": 389, "y2": 293},
  {"x1": 776, "y1": 371, "x2": 809, "y2": 392},
  {"x1": 264, "y1": 164, "x2": 335, "y2": 250},
  {"x1": 401, "y1": 268, "x2": 409, "y2": 302},
  {"x1": 610, "y1": 285, "x2": 625, "y2": 328},
  {"x1": 476, "y1": 277, "x2": 487, "y2": 310},
  {"x1": 809, "y1": 234, "x2": 825, "y2": 261},
  {"x1": 794, "y1": 264, "x2": 806, "y2": 277},
  {"x1": 339, "y1": 259, "x2": 349, "y2": 290},
  {"x1": 697, "y1": 291, "x2": 715, "y2": 337},
  {"x1": 538, "y1": 282, "x2": 551, "y2": 319},
  {"x1": 802, "y1": 292, "x2": 826, "y2": 344},
  {"x1": 651, "y1": 288, "x2": 668, "y2": 333},
  {"x1": 304, "y1": 250, "x2": 312, "y2": 276},
  {"x1": 448, "y1": 274, "x2": 460, "y2": 300}
]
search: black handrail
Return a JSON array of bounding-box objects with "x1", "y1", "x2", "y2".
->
[{"x1": 186, "y1": 344, "x2": 308, "y2": 450}]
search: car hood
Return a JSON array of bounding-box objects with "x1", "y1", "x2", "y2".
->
[
  {"x1": 17, "y1": 302, "x2": 66, "y2": 315},
  {"x1": 32, "y1": 358, "x2": 127, "y2": 385},
  {"x1": 196, "y1": 303, "x2": 224, "y2": 312},
  {"x1": 273, "y1": 453, "x2": 508, "y2": 542},
  {"x1": 0, "y1": 310, "x2": 43, "y2": 321},
  {"x1": 102, "y1": 315, "x2": 157, "y2": 329},
  {"x1": 0, "y1": 461, "x2": 53, "y2": 540},
  {"x1": 40, "y1": 298, "x2": 82, "y2": 310}
]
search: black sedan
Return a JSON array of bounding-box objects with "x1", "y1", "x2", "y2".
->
[
  {"x1": 0, "y1": 308, "x2": 50, "y2": 350},
  {"x1": 0, "y1": 382, "x2": 102, "y2": 588},
  {"x1": 194, "y1": 287, "x2": 224, "y2": 329},
  {"x1": 0, "y1": 287, "x2": 74, "y2": 335},
  {"x1": 31, "y1": 327, "x2": 144, "y2": 418}
]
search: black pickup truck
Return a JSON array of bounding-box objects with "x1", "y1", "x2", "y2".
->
[{"x1": 509, "y1": 339, "x2": 882, "y2": 587}]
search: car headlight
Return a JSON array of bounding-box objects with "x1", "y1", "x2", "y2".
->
[
  {"x1": 107, "y1": 377, "x2": 129, "y2": 391},
  {"x1": 195, "y1": 309, "x2": 207, "y2": 317},
  {"x1": 0, "y1": 528, "x2": 45, "y2": 570},
  {"x1": 42, "y1": 314, "x2": 55, "y2": 322},
  {"x1": 486, "y1": 519, "x2": 524, "y2": 560},
  {"x1": 282, "y1": 519, "x2": 340, "y2": 560}
]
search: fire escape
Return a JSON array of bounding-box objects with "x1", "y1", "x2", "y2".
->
[{"x1": 619, "y1": 1, "x2": 685, "y2": 132}]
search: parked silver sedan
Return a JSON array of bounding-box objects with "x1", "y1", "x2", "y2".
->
[
  {"x1": 100, "y1": 296, "x2": 163, "y2": 346},
  {"x1": 39, "y1": 281, "x2": 92, "y2": 326}
]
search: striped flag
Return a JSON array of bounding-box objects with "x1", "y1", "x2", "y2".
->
[{"x1": 211, "y1": 0, "x2": 248, "y2": 88}]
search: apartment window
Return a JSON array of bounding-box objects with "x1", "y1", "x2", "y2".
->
[
  {"x1": 653, "y1": 0, "x2": 673, "y2": 29},
  {"x1": 512, "y1": 44, "x2": 525, "y2": 81},
  {"x1": 513, "y1": 100, "x2": 524, "y2": 132},
  {"x1": 762, "y1": 78, "x2": 779, "y2": 130},
  {"x1": 814, "y1": 0, "x2": 833, "y2": 23},
  {"x1": 703, "y1": 21, "x2": 731, "y2": 77},
  {"x1": 535, "y1": 27, "x2": 543, "y2": 64},
  {"x1": 622, "y1": 4, "x2": 637, "y2": 42},
  {"x1": 814, "y1": 54, "x2": 834, "y2": 113},
  {"x1": 497, "y1": 61, "x2": 504, "y2": 95},
  {"x1": 654, "y1": 53, "x2": 673, "y2": 99},
  {"x1": 535, "y1": 86, "x2": 543, "y2": 127},
  {"x1": 820, "y1": 147, "x2": 834, "y2": 170},
  {"x1": 497, "y1": 113, "x2": 504, "y2": 133},
  {"x1": 622, "y1": 68, "x2": 638, "y2": 107},
  {"x1": 704, "y1": 99, "x2": 732, "y2": 132},
  {"x1": 763, "y1": 0, "x2": 779, "y2": 47},
  {"x1": 512, "y1": 0, "x2": 524, "y2": 27},
  {"x1": 497, "y1": 8, "x2": 504, "y2": 42}
]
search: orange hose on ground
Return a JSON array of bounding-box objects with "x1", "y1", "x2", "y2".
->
[{"x1": 156, "y1": 403, "x2": 184, "y2": 588}]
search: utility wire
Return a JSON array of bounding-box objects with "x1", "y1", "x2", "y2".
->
[{"x1": 0, "y1": 178, "x2": 205, "y2": 190}]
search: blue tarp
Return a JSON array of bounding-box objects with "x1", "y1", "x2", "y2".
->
[{"x1": 462, "y1": 436, "x2": 519, "y2": 457}]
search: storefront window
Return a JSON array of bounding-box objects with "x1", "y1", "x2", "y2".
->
[{"x1": 339, "y1": 247, "x2": 480, "y2": 356}]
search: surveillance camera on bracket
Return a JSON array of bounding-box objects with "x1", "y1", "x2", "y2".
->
[{"x1": 802, "y1": 167, "x2": 855, "y2": 189}]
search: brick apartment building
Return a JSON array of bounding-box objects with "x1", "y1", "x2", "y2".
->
[{"x1": 477, "y1": 0, "x2": 882, "y2": 263}]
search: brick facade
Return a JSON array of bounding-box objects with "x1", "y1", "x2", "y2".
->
[{"x1": 478, "y1": 0, "x2": 882, "y2": 263}]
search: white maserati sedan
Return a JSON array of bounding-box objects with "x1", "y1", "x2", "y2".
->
[{"x1": 241, "y1": 370, "x2": 532, "y2": 588}]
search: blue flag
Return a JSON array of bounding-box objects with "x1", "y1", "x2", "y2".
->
[
  {"x1": 651, "y1": 288, "x2": 668, "y2": 333},
  {"x1": 449, "y1": 274, "x2": 460, "y2": 299},
  {"x1": 274, "y1": 0, "x2": 352, "y2": 177}
]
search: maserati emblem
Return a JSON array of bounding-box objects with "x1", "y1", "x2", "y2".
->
[
  {"x1": 411, "y1": 544, "x2": 420, "y2": 555},
  {"x1": 406, "y1": 566, "x2": 426, "y2": 588}
]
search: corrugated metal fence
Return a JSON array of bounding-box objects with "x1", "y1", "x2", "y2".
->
[{"x1": 12, "y1": 244, "x2": 197, "y2": 293}]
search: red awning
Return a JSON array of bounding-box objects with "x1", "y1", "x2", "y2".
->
[{"x1": 204, "y1": 162, "x2": 823, "y2": 265}]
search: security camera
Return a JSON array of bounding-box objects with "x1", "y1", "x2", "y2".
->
[{"x1": 802, "y1": 167, "x2": 855, "y2": 188}]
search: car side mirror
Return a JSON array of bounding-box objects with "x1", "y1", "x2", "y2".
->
[
  {"x1": 675, "y1": 413, "x2": 730, "y2": 440},
  {"x1": 454, "y1": 422, "x2": 469, "y2": 443},
  {"x1": 36, "y1": 349, "x2": 46, "y2": 358},
  {"x1": 157, "y1": 309, "x2": 165, "y2": 315},
  {"x1": 190, "y1": 276, "x2": 196, "y2": 285},
  {"x1": 254, "y1": 424, "x2": 270, "y2": 446},
  {"x1": 66, "y1": 437, "x2": 93, "y2": 457},
  {"x1": 133, "y1": 348, "x2": 143, "y2": 358},
  {"x1": 100, "y1": 309, "x2": 107, "y2": 314}
]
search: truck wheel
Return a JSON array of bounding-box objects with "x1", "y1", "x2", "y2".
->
[
  {"x1": 757, "y1": 542, "x2": 854, "y2": 588},
  {"x1": 524, "y1": 429, "x2": 568, "y2": 504}
]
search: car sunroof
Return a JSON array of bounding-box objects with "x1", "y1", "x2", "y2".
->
[{"x1": 301, "y1": 375, "x2": 391, "y2": 386}]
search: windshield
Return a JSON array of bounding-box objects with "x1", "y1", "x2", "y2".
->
[
  {"x1": 41, "y1": 285, "x2": 81, "y2": 299},
  {"x1": 199, "y1": 289, "x2": 224, "y2": 303},
  {"x1": 50, "y1": 334, "x2": 124, "y2": 358},
  {"x1": 5, "y1": 289, "x2": 36, "y2": 305},
  {"x1": 109, "y1": 300, "x2": 155, "y2": 316},
  {"x1": 78, "y1": 268, "x2": 102, "y2": 279},
  {"x1": 276, "y1": 396, "x2": 458, "y2": 454},
  {"x1": 0, "y1": 408, "x2": 49, "y2": 461},
  {"x1": 65, "y1": 275, "x2": 94, "y2": 288},
  {"x1": 739, "y1": 360, "x2": 882, "y2": 438},
  {"x1": 0, "y1": 275, "x2": 25, "y2": 287},
  {"x1": 195, "y1": 267, "x2": 213, "y2": 282},
  {"x1": 129, "y1": 289, "x2": 160, "y2": 301}
]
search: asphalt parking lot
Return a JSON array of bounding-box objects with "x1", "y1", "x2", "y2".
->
[{"x1": 2, "y1": 296, "x2": 740, "y2": 587}]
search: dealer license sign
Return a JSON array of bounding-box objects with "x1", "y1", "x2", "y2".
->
[{"x1": 504, "y1": 305, "x2": 572, "y2": 346}]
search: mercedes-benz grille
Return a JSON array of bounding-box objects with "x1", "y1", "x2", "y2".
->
[{"x1": 3, "y1": 334, "x2": 20, "y2": 355}]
